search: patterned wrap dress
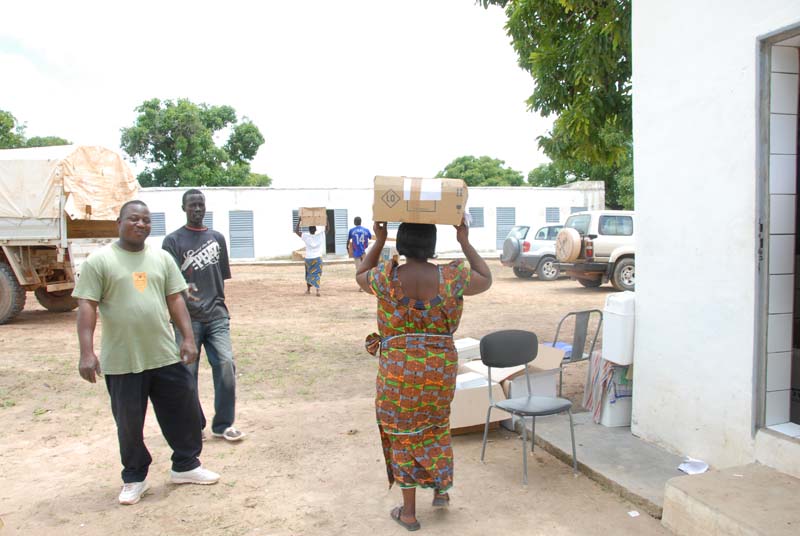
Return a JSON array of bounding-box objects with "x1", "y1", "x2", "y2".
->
[{"x1": 366, "y1": 259, "x2": 471, "y2": 491}]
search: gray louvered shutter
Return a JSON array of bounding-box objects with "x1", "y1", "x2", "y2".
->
[
  {"x1": 334, "y1": 209, "x2": 348, "y2": 255},
  {"x1": 150, "y1": 212, "x2": 166, "y2": 236},
  {"x1": 229, "y1": 210, "x2": 254, "y2": 258},
  {"x1": 496, "y1": 207, "x2": 516, "y2": 249}
]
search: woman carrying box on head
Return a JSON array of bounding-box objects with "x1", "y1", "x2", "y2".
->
[
  {"x1": 294, "y1": 220, "x2": 325, "y2": 296},
  {"x1": 356, "y1": 218, "x2": 492, "y2": 532}
]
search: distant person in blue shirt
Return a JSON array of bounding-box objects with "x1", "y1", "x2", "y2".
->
[{"x1": 347, "y1": 217, "x2": 372, "y2": 270}]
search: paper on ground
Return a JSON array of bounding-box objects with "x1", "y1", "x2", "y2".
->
[{"x1": 678, "y1": 456, "x2": 709, "y2": 475}]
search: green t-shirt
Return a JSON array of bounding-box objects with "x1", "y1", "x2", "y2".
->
[{"x1": 72, "y1": 242, "x2": 189, "y2": 375}]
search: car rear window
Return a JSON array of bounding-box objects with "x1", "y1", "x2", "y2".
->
[
  {"x1": 565, "y1": 215, "x2": 590, "y2": 235},
  {"x1": 506, "y1": 226, "x2": 529, "y2": 239},
  {"x1": 547, "y1": 226, "x2": 563, "y2": 240},
  {"x1": 599, "y1": 215, "x2": 633, "y2": 236}
]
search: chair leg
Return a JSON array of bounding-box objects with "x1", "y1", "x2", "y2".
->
[
  {"x1": 521, "y1": 414, "x2": 528, "y2": 485},
  {"x1": 559, "y1": 366, "x2": 563, "y2": 397},
  {"x1": 568, "y1": 409, "x2": 578, "y2": 474},
  {"x1": 531, "y1": 416, "x2": 536, "y2": 452},
  {"x1": 480, "y1": 406, "x2": 493, "y2": 462}
]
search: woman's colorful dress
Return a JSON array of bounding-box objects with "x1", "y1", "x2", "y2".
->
[
  {"x1": 304, "y1": 257, "x2": 322, "y2": 288},
  {"x1": 366, "y1": 259, "x2": 470, "y2": 491}
]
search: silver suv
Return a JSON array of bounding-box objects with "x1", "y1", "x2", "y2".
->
[
  {"x1": 500, "y1": 224, "x2": 563, "y2": 281},
  {"x1": 556, "y1": 210, "x2": 635, "y2": 291}
]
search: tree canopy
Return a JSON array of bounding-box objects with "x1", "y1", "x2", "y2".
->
[
  {"x1": 436, "y1": 155, "x2": 525, "y2": 186},
  {"x1": 480, "y1": 0, "x2": 633, "y2": 208},
  {"x1": 120, "y1": 99, "x2": 270, "y2": 188},
  {"x1": 0, "y1": 110, "x2": 71, "y2": 149}
]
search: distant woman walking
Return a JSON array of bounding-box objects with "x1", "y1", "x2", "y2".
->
[
  {"x1": 294, "y1": 220, "x2": 325, "y2": 296},
  {"x1": 357, "y1": 219, "x2": 492, "y2": 531}
]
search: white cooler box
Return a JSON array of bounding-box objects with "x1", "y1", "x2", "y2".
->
[{"x1": 603, "y1": 291, "x2": 635, "y2": 365}]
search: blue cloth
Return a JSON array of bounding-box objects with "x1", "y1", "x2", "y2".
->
[
  {"x1": 348, "y1": 225, "x2": 372, "y2": 258},
  {"x1": 545, "y1": 341, "x2": 573, "y2": 360}
]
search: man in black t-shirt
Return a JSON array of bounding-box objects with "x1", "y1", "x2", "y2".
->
[{"x1": 162, "y1": 189, "x2": 244, "y2": 442}]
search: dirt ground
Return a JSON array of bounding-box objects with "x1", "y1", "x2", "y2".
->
[{"x1": 0, "y1": 260, "x2": 667, "y2": 535}]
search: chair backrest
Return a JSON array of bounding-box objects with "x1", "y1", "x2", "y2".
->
[
  {"x1": 480, "y1": 330, "x2": 538, "y2": 368},
  {"x1": 552, "y1": 309, "x2": 602, "y2": 363}
]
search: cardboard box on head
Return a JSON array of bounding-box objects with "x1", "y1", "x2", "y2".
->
[
  {"x1": 299, "y1": 207, "x2": 327, "y2": 227},
  {"x1": 373, "y1": 176, "x2": 468, "y2": 225}
]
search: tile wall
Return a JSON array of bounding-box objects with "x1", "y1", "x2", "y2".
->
[{"x1": 766, "y1": 38, "x2": 800, "y2": 433}]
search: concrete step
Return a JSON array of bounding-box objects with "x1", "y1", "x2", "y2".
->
[
  {"x1": 525, "y1": 412, "x2": 685, "y2": 518},
  {"x1": 662, "y1": 463, "x2": 800, "y2": 536}
]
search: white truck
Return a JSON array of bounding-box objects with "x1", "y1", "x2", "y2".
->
[
  {"x1": 555, "y1": 210, "x2": 636, "y2": 291},
  {"x1": 0, "y1": 145, "x2": 139, "y2": 324}
]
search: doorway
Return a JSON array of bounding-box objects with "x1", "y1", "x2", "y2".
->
[{"x1": 760, "y1": 32, "x2": 800, "y2": 437}]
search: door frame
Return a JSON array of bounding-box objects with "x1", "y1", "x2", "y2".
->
[{"x1": 754, "y1": 21, "x2": 800, "y2": 434}]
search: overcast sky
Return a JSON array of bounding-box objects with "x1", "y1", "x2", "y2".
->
[{"x1": 0, "y1": 0, "x2": 553, "y2": 188}]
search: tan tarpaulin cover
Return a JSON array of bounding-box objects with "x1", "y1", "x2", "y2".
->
[{"x1": 0, "y1": 145, "x2": 139, "y2": 220}]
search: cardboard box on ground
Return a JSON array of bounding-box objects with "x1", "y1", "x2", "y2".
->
[
  {"x1": 373, "y1": 176, "x2": 467, "y2": 225},
  {"x1": 299, "y1": 207, "x2": 327, "y2": 227},
  {"x1": 450, "y1": 341, "x2": 565, "y2": 434}
]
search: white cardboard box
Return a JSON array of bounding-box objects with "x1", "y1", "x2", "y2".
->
[
  {"x1": 451, "y1": 372, "x2": 511, "y2": 430},
  {"x1": 455, "y1": 337, "x2": 481, "y2": 366},
  {"x1": 459, "y1": 344, "x2": 566, "y2": 431},
  {"x1": 460, "y1": 344, "x2": 565, "y2": 381}
]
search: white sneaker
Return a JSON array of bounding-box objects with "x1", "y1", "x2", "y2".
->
[
  {"x1": 170, "y1": 466, "x2": 220, "y2": 485},
  {"x1": 211, "y1": 426, "x2": 245, "y2": 442},
  {"x1": 118, "y1": 481, "x2": 149, "y2": 505}
]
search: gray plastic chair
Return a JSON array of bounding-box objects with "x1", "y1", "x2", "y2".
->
[
  {"x1": 479, "y1": 329, "x2": 578, "y2": 484},
  {"x1": 552, "y1": 309, "x2": 603, "y2": 396}
]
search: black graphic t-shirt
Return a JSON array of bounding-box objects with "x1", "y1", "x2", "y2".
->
[{"x1": 162, "y1": 226, "x2": 231, "y2": 322}]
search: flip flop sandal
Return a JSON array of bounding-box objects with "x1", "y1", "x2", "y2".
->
[
  {"x1": 390, "y1": 506, "x2": 420, "y2": 532},
  {"x1": 432, "y1": 493, "x2": 450, "y2": 507}
]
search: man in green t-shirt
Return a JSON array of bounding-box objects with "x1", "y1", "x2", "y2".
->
[{"x1": 73, "y1": 200, "x2": 221, "y2": 506}]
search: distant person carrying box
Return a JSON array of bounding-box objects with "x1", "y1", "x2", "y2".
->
[{"x1": 294, "y1": 220, "x2": 325, "y2": 296}]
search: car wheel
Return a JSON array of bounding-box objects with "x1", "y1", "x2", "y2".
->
[
  {"x1": 612, "y1": 258, "x2": 635, "y2": 291},
  {"x1": 501, "y1": 237, "x2": 522, "y2": 264},
  {"x1": 556, "y1": 228, "x2": 581, "y2": 262},
  {"x1": 576, "y1": 277, "x2": 602, "y2": 288},
  {"x1": 536, "y1": 256, "x2": 560, "y2": 281},
  {"x1": 513, "y1": 267, "x2": 534, "y2": 279}
]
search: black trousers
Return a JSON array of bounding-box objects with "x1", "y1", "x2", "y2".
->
[{"x1": 105, "y1": 362, "x2": 203, "y2": 483}]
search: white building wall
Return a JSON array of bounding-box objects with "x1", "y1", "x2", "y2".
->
[
  {"x1": 632, "y1": 0, "x2": 799, "y2": 468},
  {"x1": 138, "y1": 183, "x2": 604, "y2": 259}
]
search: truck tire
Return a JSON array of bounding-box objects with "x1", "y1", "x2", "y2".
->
[
  {"x1": 501, "y1": 237, "x2": 522, "y2": 263},
  {"x1": 34, "y1": 287, "x2": 78, "y2": 312},
  {"x1": 513, "y1": 267, "x2": 534, "y2": 279},
  {"x1": 612, "y1": 258, "x2": 635, "y2": 291},
  {"x1": 556, "y1": 228, "x2": 581, "y2": 262},
  {"x1": 0, "y1": 263, "x2": 26, "y2": 324},
  {"x1": 577, "y1": 277, "x2": 603, "y2": 288},
  {"x1": 536, "y1": 256, "x2": 560, "y2": 281}
]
